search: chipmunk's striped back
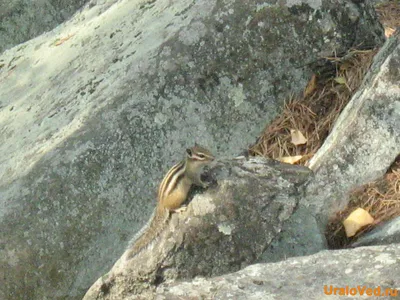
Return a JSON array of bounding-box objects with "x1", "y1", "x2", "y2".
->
[{"x1": 157, "y1": 160, "x2": 186, "y2": 203}]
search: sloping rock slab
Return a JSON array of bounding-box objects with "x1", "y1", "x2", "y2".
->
[
  {"x1": 352, "y1": 216, "x2": 400, "y2": 247},
  {"x1": 261, "y1": 30, "x2": 400, "y2": 264},
  {"x1": 158, "y1": 244, "x2": 400, "y2": 300},
  {"x1": 304, "y1": 31, "x2": 400, "y2": 220}
]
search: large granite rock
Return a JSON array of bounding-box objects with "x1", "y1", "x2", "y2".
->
[
  {"x1": 158, "y1": 244, "x2": 400, "y2": 300},
  {"x1": 83, "y1": 157, "x2": 312, "y2": 299},
  {"x1": 0, "y1": 0, "x2": 90, "y2": 53},
  {"x1": 0, "y1": 0, "x2": 384, "y2": 299}
]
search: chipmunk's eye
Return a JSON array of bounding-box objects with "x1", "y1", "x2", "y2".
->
[
  {"x1": 198, "y1": 154, "x2": 205, "y2": 159},
  {"x1": 186, "y1": 148, "x2": 192, "y2": 156}
]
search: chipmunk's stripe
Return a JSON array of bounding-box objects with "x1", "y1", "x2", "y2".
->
[
  {"x1": 164, "y1": 171, "x2": 185, "y2": 199},
  {"x1": 158, "y1": 160, "x2": 186, "y2": 201},
  {"x1": 191, "y1": 152, "x2": 207, "y2": 160}
]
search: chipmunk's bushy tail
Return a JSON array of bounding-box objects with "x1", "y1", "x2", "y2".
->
[{"x1": 126, "y1": 205, "x2": 169, "y2": 259}]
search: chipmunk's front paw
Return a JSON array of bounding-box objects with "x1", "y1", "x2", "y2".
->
[{"x1": 173, "y1": 206, "x2": 187, "y2": 213}]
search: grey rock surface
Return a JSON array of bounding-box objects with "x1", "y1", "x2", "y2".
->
[
  {"x1": 83, "y1": 157, "x2": 312, "y2": 299},
  {"x1": 157, "y1": 244, "x2": 400, "y2": 300},
  {"x1": 259, "y1": 206, "x2": 327, "y2": 263},
  {"x1": 0, "y1": 0, "x2": 384, "y2": 299},
  {"x1": 0, "y1": 0, "x2": 90, "y2": 53},
  {"x1": 352, "y1": 216, "x2": 400, "y2": 247},
  {"x1": 266, "y1": 30, "x2": 400, "y2": 263}
]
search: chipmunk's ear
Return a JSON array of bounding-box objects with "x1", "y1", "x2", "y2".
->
[{"x1": 186, "y1": 148, "x2": 193, "y2": 157}]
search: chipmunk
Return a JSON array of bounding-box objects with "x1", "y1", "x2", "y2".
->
[{"x1": 126, "y1": 144, "x2": 215, "y2": 259}]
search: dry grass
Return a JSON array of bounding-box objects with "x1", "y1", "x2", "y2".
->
[
  {"x1": 249, "y1": 49, "x2": 377, "y2": 165},
  {"x1": 249, "y1": 1, "x2": 400, "y2": 249},
  {"x1": 327, "y1": 157, "x2": 400, "y2": 249}
]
